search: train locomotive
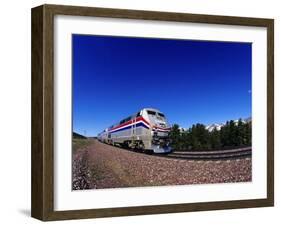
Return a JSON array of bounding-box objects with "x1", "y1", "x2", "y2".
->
[{"x1": 97, "y1": 108, "x2": 172, "y2": 153}]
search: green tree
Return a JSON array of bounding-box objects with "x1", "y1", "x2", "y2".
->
[
  {"x1": 228, "y1": 120, "x2": 236, "y2": 146},
  {"x1": 190, "y1": 124, "x2": 210, "y2": 150},
  {"x1": 169, "y1": 119, "x2": 251, "y2": 151},
  {"x1": 220, "y1": 121, "x2": 229, "y2": 147},
  {"x1": 169, "y1": 124, "x2": 181, "y2": 150},
  {"x1": 181, "y1": 130, "x2": 191, "y2": 150},
  {"x1": 209, "y1": 128, "x2": 221, "y2": 149},
  {"x1": 245, "y1": 121, "x2": 252, "y2": 145},
  {"x1": 236, "y1": 119, "x2": 245, "y2": 146}
]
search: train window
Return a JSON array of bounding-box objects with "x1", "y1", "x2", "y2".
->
[
  {"x1": 147, "y1": 110, "x2": 156, "y2": 115},
  {"x1": 120, "y1": 117, "x2": 131, "y2": 124},
  {"x1": 158, "y1": 112, "x2": 165, "y2": 118},
  {"x1": 136, "y1": 112, "x2": 141, "y2": 117},
  {"x1": 124, "y1": 117, "x2": 130, "y2": 123}
]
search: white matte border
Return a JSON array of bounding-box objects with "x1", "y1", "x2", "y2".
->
[{"x1": 54, "y1": 15, "x2": 267, "y2": 211}]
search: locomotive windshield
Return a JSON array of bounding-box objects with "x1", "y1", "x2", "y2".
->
[
  {"x1": 158, "y1": 113, "x2": 165, "y2": 118},
  {"x1": 147, "y1": 110, "x2": 156, "y2": 116},
  {"x1": 147, "y1": 110, "x2": 166, "y2": 119}
]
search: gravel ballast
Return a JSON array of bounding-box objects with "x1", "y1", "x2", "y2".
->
[{"x1": 73, "y1": 139, "x2": 252, "y2": 190}]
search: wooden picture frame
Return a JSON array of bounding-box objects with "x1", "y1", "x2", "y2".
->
[{"x1": 31, "y1": 4, "x2": 274, "y2": 221}]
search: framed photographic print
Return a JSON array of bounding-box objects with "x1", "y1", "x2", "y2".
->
[{"x1": 31, "y1": 4, "x2": 274, "y2": 221}]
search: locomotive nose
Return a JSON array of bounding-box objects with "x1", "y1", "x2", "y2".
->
[
  {"x1": 158, "y1": 122, "x2": 166, "y2": 127},
  {"x1": 156, "y1": 121, "x2": 171, "y2": 130}
]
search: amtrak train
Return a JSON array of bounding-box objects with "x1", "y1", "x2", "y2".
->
[{"x1": 97, "y1": 108, "x2": 172, "y2": 153}]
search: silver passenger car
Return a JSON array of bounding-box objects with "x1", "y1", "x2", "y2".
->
[{"x1": 97, "y1": 108, "x2": 171, "y2": 153}]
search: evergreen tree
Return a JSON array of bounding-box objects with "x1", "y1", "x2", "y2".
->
[
  {"x1": 228, "y1": 120, "x2": 236, "y2": 146},
  {"x1": 210, "y1": 128, "x2": 221, "y2": 149},
  {"x1": 169, "y1": 124, "x2": 181, "y2": 150},
  {"x1": 220, "y1": 121, "x2": 229, "y2": 147},
  {"x1": 190, "y1": 124, "x2": 210, "y2": 150},
  {"x1": 168, "y1": 119, "x2": 251, "y2": 151},
  {"x1": 181, "y1": 131, "x2": 191, "y2": 150},
  {"x1": 190, "y1": 125, "x2": 199, "y2": 150},
  {"x1": 237, "y1": 119, "x2": 245, "y2": 146},
  {"x1": 245, "y1": 121, "x2": 252, "y2": 145}
]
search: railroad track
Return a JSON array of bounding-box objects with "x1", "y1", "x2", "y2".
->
[
  {"x1": 154, "y1": 147, "x2": 252, "y2": 160},
  {"x1": 98, "y1": 140, "x2": 252, "y2": 160}
]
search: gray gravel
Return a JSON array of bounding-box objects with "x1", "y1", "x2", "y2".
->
[
  {"x1": 73, "y1": 139, "x2": 252, "y2": 190},
  {"x1": 72, "y1": 150, "x2": 92, "y2": 190}
]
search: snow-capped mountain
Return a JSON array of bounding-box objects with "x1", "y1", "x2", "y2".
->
[
  {"x1": 175, "y1": 117, "x2": 251, "y2": 132},
  {"x1": 178, "y1": 127, "x2": 185, "y2": 132},
  {"x1": 205, "y1": 123, "x2": 224, "y2": 132},
  {"x1": 205, "y1": 117, "x2": 251, "y2": 132}
]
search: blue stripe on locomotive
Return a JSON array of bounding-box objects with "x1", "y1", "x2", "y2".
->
[{"x1": 110, "y1": 122, "x2": 149, "y2": 134}]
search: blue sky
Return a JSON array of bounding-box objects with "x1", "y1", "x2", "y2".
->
[{"x1": 72, "y1": 35, "x2": 252, "y2": 136}]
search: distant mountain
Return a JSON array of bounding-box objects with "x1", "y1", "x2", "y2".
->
[
  {"x1": 73, "y1": 132, "x2": 87, "y2": 139},
  {"x1": 178, "y1": 127, "x2": 186, "y2": 132},
  {"x1": 205, "y1": 117, "x2": 251, "y2": 132},
  {"x1": 205, "y1": 123, "x2": 224, "y2": 132}
]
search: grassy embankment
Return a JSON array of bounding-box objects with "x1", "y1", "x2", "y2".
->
[{"x1": 72, "y1": 132, "x2": 91, "y2": 153}]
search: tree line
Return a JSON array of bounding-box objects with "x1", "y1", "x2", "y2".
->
[{"x1": 169, "y1": 119, "x2": 251, "y2": 151}]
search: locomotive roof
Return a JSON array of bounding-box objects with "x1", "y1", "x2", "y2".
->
[
  {"x1": 105, "y1": 108, "x2": 165, "y2": 131},
  {"x1": 142, "y1": 108, "x2": 162, "y2": 113}
]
